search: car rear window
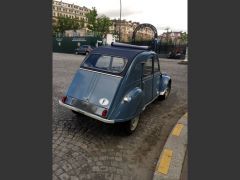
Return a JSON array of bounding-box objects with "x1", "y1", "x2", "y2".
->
[{"x1": 81, "y1": 54, "x2": 127, "y2": 74}]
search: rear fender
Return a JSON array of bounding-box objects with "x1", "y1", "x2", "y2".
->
[
  {"x1": 159, "y1": 74, "x2": 171, "y2": 94},
  {"x1": 109, "y1": 87, "x2": 144, "y2": 122}
]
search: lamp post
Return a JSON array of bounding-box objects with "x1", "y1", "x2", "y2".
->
[{"x1": 119, "y1": 0, "x2": 122, "y2": 42}]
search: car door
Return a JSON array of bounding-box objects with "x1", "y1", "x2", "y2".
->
[
  {"x1": 153, "y1": 54, "x2": 161, "y2": 98},
  {"x1": 142, "y1": 56, "x2": 153, "y2": 105}
]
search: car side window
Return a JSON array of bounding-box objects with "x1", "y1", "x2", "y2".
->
[
  {"x1": 82, "y1": 54, "x2": 127, "y2": 74},
  {"x1": 111, "y1": 57, "x2": 126, "y2": 72},
  {"x1": 131, "y1": 63, "x2": 142, "y2": 80},
  {"x1": 154, "y1": 55, "x2": 160, "y2": 73},
  {"x1": 143, "y1": 58, "x2": 153, "y2": 77},
  {"x1": 95, "y1": 55, "x2": 111, "y2": 69}
]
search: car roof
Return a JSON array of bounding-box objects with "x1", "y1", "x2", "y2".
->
[
  {"x1": 83, "y1": 43, "x2": 154, "y2": 76},
  {"x1": 91, "y1": 43, "x2": 151, "y2": 61}
]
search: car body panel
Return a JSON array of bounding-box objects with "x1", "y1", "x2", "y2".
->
[
  {"x1": 66, "y1": 68, "x2": 122, "y2": 109},
  {"x1": 142, "y1": 75, "x2": 153, "y2": 104},
  {"x1": 153, "y1": 72, "x2": 161, "y2": 96},
  {"x1": 60, "y1": 43, "x2": 171, "y2": 123},
  {"x1": 159, "y1": 73, "x2": 171, "y2": 94}
]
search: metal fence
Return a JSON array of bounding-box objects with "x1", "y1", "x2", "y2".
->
[
  {"x1": 127, "y1": 40, "x2": 187, "y2": 57},
  {"x1": 53, "y1": 37, "x2": 187, "y2": 58},
  {"x1": 53, "y1": 36, "x2": 102, "y2": 54}
]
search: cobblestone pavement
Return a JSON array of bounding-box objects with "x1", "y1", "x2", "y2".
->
[{"x1": 52, "y1": 53, "x2": 188, "y2": 180}]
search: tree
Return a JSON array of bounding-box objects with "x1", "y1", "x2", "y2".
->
[
  {"x1": 85, "y1": 7, "x2": 112, "y2": 37},
  {"x1": 180, "y1": 32, "x2": 188, "y2": 44},
  {"x1": 55, "y1": 16, "x2": 72, "y2": 35},
  {"x1": 53, "y1": 16, "x2": 81, "y2": 36},
  {"x1": 72, "y1": 17, "x2": 80, "y2": 32},
  {"x1": 79, "y1": 18, "x2": 85, "y2": 29},
  {"x1": 52, "y1": 19, "x2": 58, "y2": 36},
  {"x1": 85, "y1": 7, "x2": 98, "y2": 33},
  {"x1": 96, "y1": 15, "x2": 112, "y2": 37}
]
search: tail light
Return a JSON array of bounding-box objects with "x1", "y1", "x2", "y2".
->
[
  {"x1": 101, "y1": 109, "x2": 108, "y2": 118},
  {"x1": 61, "y1": 96, "x2": 67, "y2": 103}
]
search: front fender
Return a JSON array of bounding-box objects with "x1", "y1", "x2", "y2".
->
[
  {"x1": 159, "y1": 74, "x2": 171, "y2": 94},
  {"x1": 109, "y1": 87, "x2": 144, "y2": 122}
]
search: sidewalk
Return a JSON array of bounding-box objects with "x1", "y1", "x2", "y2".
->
[
  {"x1": 153, "y1": 113, "x2": 188, "y2": 180},
  {"x1": 180, "y1": 149, "x2": 188, "y2": 180}
]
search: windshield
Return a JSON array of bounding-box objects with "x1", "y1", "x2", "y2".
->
[
  {"x1": 81, "y1": 45, "x2": 89, "y2": 48},
  {"x1": 81, "y1": 54, "x2": 128, "y2": 74}
]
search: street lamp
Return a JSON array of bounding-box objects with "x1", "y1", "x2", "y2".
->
[{"x1": 119, "y1": 0, "x2": 122, "y2": 42}]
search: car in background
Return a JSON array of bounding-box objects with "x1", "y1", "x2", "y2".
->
[
  {"x1": 60, "y1": 42, "x2": 171, "y2": 134},
  {"x1": 167, "y1": 48, "x2": 186, "y2": 59},
  {"x1": 75, "y1": 45, "x2": 93, "y2": 55}
]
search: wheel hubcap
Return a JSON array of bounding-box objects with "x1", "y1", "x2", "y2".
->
[
  {"x1": 165, "y1": 87, "x2": 170, "y2": 98},
  {"x1": 130, "y1": 116, "x2": 139, "y2": 131}
]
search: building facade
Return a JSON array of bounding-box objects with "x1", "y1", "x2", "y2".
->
[
  {"x1": 52, "y1": 0, "x2": 91, "y2": 36},
  {"x1": 52, "y1": 1, "x2": 155, "y2": 40},
  {"x1": 52, "y1": 0, "x2": 90, "y2": 21},
  {"x1": 159, "y1": 32, "x2": 183, "y2": 44},
  {"x1": 110, "y1": 19, "x2": 154, "y2": 42}
]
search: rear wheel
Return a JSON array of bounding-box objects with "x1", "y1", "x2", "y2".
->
[
  {"x1": 159, "y1": 84, "x2": 171, "y2": 100},
  {"x1": 124, "y1": 115, "x2": 140, "y2": 135}
]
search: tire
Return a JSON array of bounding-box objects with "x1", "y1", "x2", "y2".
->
[
  {"x1": 159, "y1": 84, "x2": 171, "y2": 100},
  {"x1": 75, "y1": 52, "x2": 78, "y2": 55},
  {"x1": 85, "y1": 51, "x2": 89, "y2": 55},
  {"x1": 71, "y1": 110, "x2": 80, "y2": 115},
  {"x1": 124, "y1": 115, "x2": 140, "y2": 135}
]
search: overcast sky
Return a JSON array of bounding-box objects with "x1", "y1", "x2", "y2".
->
[{"x1": 60, "y1": 0, "x2": 187, "y2": 34}]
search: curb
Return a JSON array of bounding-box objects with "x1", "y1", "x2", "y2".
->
[
  {"x1": 153, "y1": 113, "x2": 188, "y2": 180},
  {"x1": 178, "y1": 60, "x2": 188, "y2": 65},
  {"x1": 159, "y1": 58, "x2": 182, "y2": 62}
]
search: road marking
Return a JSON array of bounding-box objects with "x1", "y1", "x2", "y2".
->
[
  {"x1": 183, "y1": 112, "x2": 188, "y2": 119},
  {"x1": 157, "y1": 149, "x2": 173, "y2": 175},
  {"x1": 172, "y1": 123, "x2": 184, "y2": 136}
]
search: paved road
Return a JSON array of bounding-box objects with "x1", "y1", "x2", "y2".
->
[{"x1": 52, "y1": 53, "x2": 188, "y2": 180}]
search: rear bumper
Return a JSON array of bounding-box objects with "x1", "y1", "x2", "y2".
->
[{"x1": 59, "y1": 100, "x2": 115, "y2": 124}]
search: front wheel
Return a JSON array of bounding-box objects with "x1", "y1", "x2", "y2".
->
[{"x1": 124, "y1": 115, "x2": 140, "y2": 135}]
